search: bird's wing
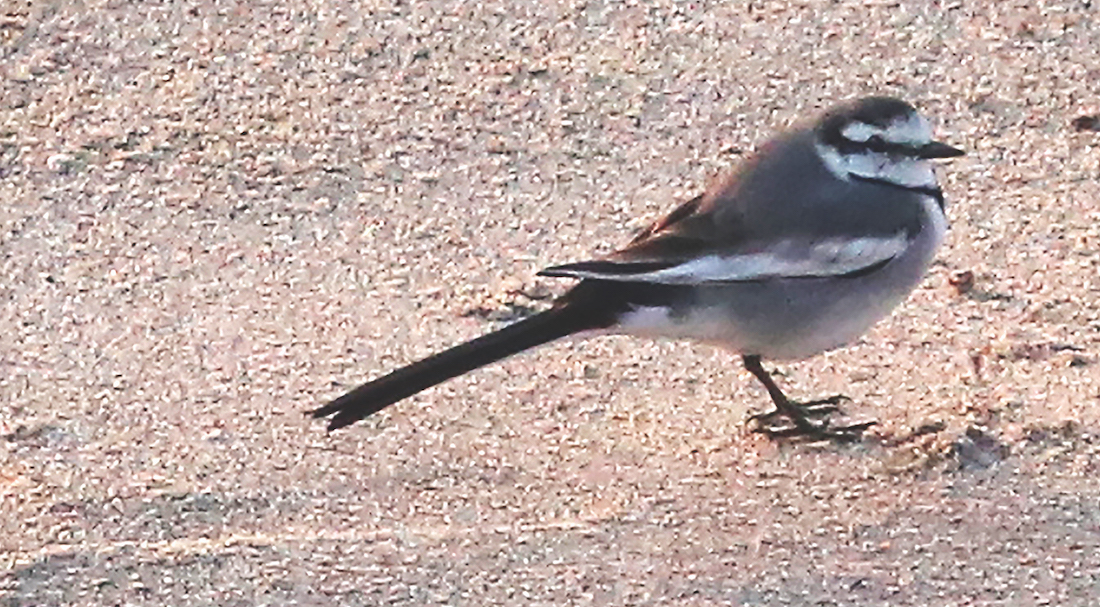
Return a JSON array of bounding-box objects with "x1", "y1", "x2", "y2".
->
[
  {"x1": 539, "y1": 233, "x2": 910, "y2": 284},
  {"x1": 540, "y1": 180, "x2": 914, "y2": 284}
]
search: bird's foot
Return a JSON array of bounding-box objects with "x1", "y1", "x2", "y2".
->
[
  {"x1": 749, "y1": 395, "x2": 875, "y2": 443},
  {"x1": 747, "y1": 395, "x2": 849, "y2": 424},
  {"x1": 755, "y1": 418, "x2": 877, "y2": 443}
]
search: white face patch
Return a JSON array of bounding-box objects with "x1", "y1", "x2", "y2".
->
[
  {"x1": 841, "y1": 113, "x2": 934, "y2": 147},
  {"x1": 880, "y1": 113, "x2": 934, "y2": 146},
  {"x1": 827, "y1": 145, "x2": 940, "y2": 189},
  {"x1": 840, "y1": 121, "x2": 880, "y2": 143},
  {"x1": 817, "y1": 110, "x2": 941, "y2": 190}
]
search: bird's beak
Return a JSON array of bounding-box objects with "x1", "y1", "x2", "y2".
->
[{"x1": 917, "y1": 141, "x2": 965, "y2": 159}]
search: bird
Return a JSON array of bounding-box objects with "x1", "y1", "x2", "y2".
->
[{"x1": 311, "y1": 96, "x2": 964, "y2": 441}]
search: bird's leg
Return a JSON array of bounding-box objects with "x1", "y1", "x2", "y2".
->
[{"x1": 741, "y1": 355, "x2": 875, "y2": 442}]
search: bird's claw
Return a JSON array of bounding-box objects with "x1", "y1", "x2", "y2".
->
[{"x1": 753, "y1": 418, "x2": 876, "y2": 443}]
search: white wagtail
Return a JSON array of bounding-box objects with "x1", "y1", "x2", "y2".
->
[{"x1": 312, "y1": 96, "x2": 964, "y2": 440}]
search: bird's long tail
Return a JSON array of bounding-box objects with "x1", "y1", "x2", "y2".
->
[{"x1": 311, "y1": 301, "x2": 610, "y2": 430}]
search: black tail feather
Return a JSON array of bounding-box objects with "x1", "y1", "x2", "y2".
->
[{"x1": 312, "y1": 302, "x2": 608, "y2": 430}]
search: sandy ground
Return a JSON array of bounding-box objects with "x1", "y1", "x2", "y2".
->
[{"x1": 3, "y1": 0, "x2": 1100, "y2": 605}]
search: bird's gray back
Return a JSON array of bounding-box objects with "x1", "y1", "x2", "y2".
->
[{"x1": 708, "y1": 129, "x2": 929, "y2": 244}]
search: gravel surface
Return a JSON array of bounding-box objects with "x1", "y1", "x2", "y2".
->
[{"x1": 3, "y1": 1, "x2": 1100, "y2": 605}]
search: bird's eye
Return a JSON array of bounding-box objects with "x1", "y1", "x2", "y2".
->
[{"x1": 866, "y1": 135, "x2": 891, "y2": 153}]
